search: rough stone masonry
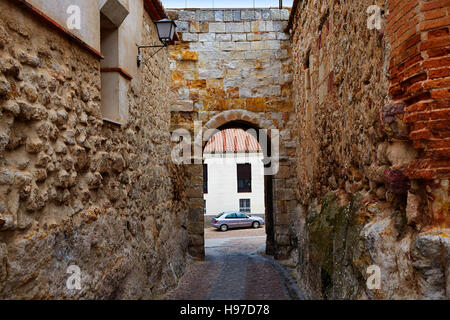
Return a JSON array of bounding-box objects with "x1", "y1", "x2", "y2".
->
[
  {"x1": 0, "y1": 0, "x2": 189, "y2": 299},
  {"x1": 289, "y1": 0, "x2": 449, "y2": 299}
]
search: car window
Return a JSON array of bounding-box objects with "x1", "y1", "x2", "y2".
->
[
  {"x1": 226, "y1": 213, "x2": 237, "y2": 219},
  {"x1": 215, "y1": 212, "x2": 224, "y2": 218},
  {"x1": 237, "y1": 213, "x2": 248, "y2": 218}
]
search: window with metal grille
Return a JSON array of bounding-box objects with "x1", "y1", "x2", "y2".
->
[
  {"x1": 239, "y1": 199, "x2": 251, "y2": 213},
  {"x1": 237, "y1": 163, "x2": 251, "y2": 193}
]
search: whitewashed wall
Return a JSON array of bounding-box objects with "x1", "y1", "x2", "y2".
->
[{"x1": 204, "y1": 153, "x2": 265, "y2": 216}]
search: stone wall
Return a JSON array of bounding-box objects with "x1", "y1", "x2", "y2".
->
[
  {"x1": 167, "y1": 8, "x2": 299, "y2": 260},
  {"x1": 0, "y1": 1, "x2": 188, "y2": 299},
  {"x1": 289, "y1": 0, "x2": 449, "y2": 299}
]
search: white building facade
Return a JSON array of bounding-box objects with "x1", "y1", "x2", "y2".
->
[{"x1": 203, "y1": 129, "x2": 265, "y2": 219}]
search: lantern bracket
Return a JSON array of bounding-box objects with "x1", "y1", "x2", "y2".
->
[{"x1": 137, "y1": 44, "x2": 167, "y2": 68}]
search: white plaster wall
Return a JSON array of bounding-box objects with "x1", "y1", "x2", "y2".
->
[
  {"x1": 203, "y1": 153, "x2": 265, "y2": 216},
  {"x1": 118, "y1": 0, "x2": 143, "y2": 77},
  {"x1": 27, "y1": 0, "x2": 145, "y2": 77},
  {"x1": 27, "y1": 0, "x2": 101, "y2": 51}
]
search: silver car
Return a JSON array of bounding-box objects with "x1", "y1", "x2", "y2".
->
[{"x1": 211, "y1": 212, "x2": 265, "y2": 232}]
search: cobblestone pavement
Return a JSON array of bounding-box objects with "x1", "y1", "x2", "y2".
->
[{"x1": 162, "y1": 228, "x2": 303, "y2": 300}]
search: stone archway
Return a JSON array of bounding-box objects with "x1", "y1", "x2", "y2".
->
[{"x1": 167, "y1": 7, "x2": 297, "y2": 261}]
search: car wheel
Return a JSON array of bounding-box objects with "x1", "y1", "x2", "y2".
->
[
  {"x1": 252, "y1": 221, "x2": 260, "y2": 229},
  {"x1": 220, "y1": 224, "x2": 228, "y2": 232}
]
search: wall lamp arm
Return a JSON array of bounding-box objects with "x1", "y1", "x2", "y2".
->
[{"x1": 137, "y1": 44, "x2": 167, "y2": 68}]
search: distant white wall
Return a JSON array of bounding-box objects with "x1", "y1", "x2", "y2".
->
[{"x1": 204, "y1": 153, "x2": 265, "y2": 216}]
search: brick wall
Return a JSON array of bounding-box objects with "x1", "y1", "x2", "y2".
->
[{"x1": 387, "y1": 0, "x2": 450, "y2": 180}]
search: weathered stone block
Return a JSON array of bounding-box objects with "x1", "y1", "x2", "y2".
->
[
  {"x1": 232, "y1": 33, "x2": 246, "y2": 42},
  {"x1": 246, "y1": 33, "x2": 261, "y2": 41},
  {"x1": 182, "y1": 33, "x2": 198, "y2": 42},
  {"x1": 219, "y1": 42, "x2": 235, "y2": 51},
  {"x1": 262, "y1": 9, "x2": 271, "y2": 20},
  {"x1": 179, "y1": 10, "x2": 196, "y2": 21},
  {"x1": 216, "y1": 34, "x2": 231, "y2": 41},
  {"x1": 280, "y1": 9, "x2": 290, "y2": 21},
  {"x1": 214, "y1": 11, "x2": 223, "y2": 21},
  {"x1": 251, "y1": 21, "x2": 266, "y2": 32},
  {"x1": 175, "y1": 20, "x2": 189, "y2": 32},
  {"x1": 199, "y1": 33, "x2": 215, "y2": 42},
  {"x1": 241, "y1": 10, "x2": 255, "y2": 20},
  {"x1": 225, "y1": 22, "x2": 244, "y2": 33},
  {"x1": 223, "y1": 11, "x2": 233, "y2": 22},
  {"x1": 235, "y1": 42, "x2": 251, "y2": 51},
  {"x1": 197, "y1": 10, "x2": 215, "y2": 21},
  {"x1": 233, "y1": 10, "x2": 241, "y2": 21},
  {"x1": 270, "y1": 9, "x2": 281, "y2": 20},
  {"x1": 209, "y1": 23, "x2": 226, "y2": 33}
]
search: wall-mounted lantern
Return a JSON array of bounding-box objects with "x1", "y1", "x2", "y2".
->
[{"x1": 137, "y1": 19, "x2": 177, "y2": 68}]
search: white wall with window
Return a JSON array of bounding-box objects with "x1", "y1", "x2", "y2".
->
[{"x1": 203, "y1": 129, "x2": 265, "y2": 219}]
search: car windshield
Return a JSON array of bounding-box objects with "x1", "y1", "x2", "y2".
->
[{"x1": 215, "y1": 212, "x2": 225, "y2": 218}]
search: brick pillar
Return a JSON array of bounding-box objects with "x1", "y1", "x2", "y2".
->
[{"x1": 387, "y1": 0, "x2": 450, "y2": 228}]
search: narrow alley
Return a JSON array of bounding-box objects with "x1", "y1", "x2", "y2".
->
[
  {"x1": 0, "y1": 0, "x2": 449, "y2": 303},
  {"x1": 163, "y1": 228, "x2": 302, "y2": 300}
]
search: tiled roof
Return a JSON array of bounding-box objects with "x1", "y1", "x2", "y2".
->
[{"x1": 204, "y1": 128, "x2": 262, "y2": 153}]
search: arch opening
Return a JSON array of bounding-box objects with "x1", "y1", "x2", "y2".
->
[{"x1": 201, "y1": 120, "x2": 275, "y2": 257}]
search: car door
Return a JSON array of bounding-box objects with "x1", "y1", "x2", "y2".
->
[
  {"x1": 225, "y1": 213, "x2": 237, "y2": 228},
  {"x1": 236, "y1": 212, "x2": 251, "y2": 227}
]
